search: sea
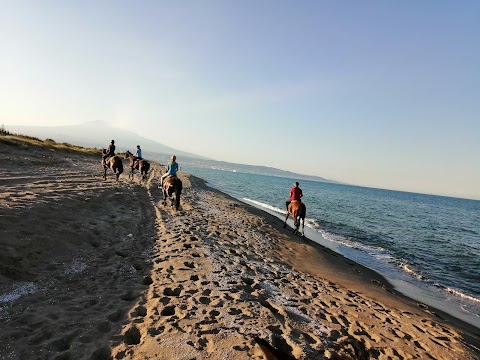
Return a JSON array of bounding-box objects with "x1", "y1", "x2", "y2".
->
[{"x1": 184, "y1": 166, "x2": 480, "y2": 329}]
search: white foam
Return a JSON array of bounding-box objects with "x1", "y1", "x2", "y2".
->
[
  {"x1": 243, "y1": 198, "x2": 285, "y2": 214},
  {"x1": 64, "y1": 259, "x2": 88, "y2": 275},
  {"x1": 0, "y1": 282, "x2": 39, "y2": 303},
  {"x1": 209, "y1": 166, "x2": 237, "y2": 172},
  {"x1": 441, "y1": 286, "x2": 480, "y2": 304}
]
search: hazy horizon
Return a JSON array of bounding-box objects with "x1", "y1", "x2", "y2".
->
[
  {"x1": 4, "y1": 120, "x2": 479, "y2": 202},
  {"x1": 1, "y1": 2, "x2": 479, "y2": 200}
]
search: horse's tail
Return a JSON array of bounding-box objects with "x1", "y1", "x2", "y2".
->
[
  {"x1": 174, "y1": 178, "x2": 182, "y2": 210},
  {"x1": 299, "y1": 203, "x2": 306, "y2": 219},
  {"x1": 118, "y1": 159, "x2": 123, "y2": 174}
]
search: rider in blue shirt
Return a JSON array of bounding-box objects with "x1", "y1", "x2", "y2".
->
[
  {"x1": 135, "y1": 145, "x2": 142, "y2": 159},
  {"x1": 161, "y1": 155, "x2": 179, "y2": 185}
]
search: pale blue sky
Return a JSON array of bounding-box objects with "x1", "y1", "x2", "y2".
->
[{"x1": 1, "y1": 1, "x2": 479, "y2": 199}]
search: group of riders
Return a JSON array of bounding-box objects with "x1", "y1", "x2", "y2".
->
[
  {"x1": 102, "y1": 139, "x2": 179, "y2": 185},
  {"x1": 102, "y1": 140, "x2": 142, "y2": 165},
  {"x1": 102, "y1": 139, "x2": 303, "y2": 213}
]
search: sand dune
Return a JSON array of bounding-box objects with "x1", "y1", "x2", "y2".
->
[{"x1": 0, "y1": 142, "x2": 479, "y2": 359}]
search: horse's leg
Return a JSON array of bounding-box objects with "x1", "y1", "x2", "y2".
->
[
  {"x1": 293, "y1": 210, "x2": 299, "y2": 235},
  {"x1": 144, "y1": 164, "x2": 148, "y2": 179},
  {"x1": 283, "y1": 211, "x2": 290, "y2": 228},
  {"x1": 144, "y1": 163, "x2": 149, "y2": 179},
  {"x1": 300, "y1": 205, "x2": 306, "y2": 236},
  {"x1": 174, "y1": 190, "x2": 180, "y2": 210}
]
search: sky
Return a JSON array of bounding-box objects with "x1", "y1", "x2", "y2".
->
[{"x1": 1, "y1": 1, "x2": 479, "y2": 200}]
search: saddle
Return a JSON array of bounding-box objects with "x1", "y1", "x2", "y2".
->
[
  {"x1": 103, "y1": 155, "x2": 112, "y2": 167},
  {"x1": 162, "y1": 174, "x2": 177, "y2": 188},
  {"x1": 133, "y1": 158, "x2": 141, "y2": 169}
]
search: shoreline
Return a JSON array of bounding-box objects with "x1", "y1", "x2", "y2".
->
[
  {"x1": 1, "y1": 142, "x2": 479, "y2": 359},
  {"x1": 203, "y1": 181, "x2": 480, "y2": 331},
  {"x1": 200, "y1": 177, "x2": 480, "y2": 336}
]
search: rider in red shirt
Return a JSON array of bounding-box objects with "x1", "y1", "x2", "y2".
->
[{"x1": 286, "y1": 182, "x2": 303, "y2": 210}]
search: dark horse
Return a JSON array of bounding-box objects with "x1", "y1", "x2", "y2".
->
[
  {"x1": 102, "y1": 149, "x2": 123, "y2": 181},
  {"x1": 283, "y1": 201, "x2": 306, "y2": 236},
  {"x1": 124, "y1": 150, "x2": 150, "y2": 180},
  {"x1": 162, "y1": 176, "x2": 182, "y2": 210}
]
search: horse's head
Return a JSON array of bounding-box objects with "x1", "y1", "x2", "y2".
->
[
  {"x1": 102, "y1": 148, "x2": 107, "y2": 155},
  {"x1": 124, "y1": 150, "x2": 132, "y2": 159}
]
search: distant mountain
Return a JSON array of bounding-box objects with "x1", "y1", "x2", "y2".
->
[{"x1": 6, "y1": 121, "x2": 209, "y2": 160}]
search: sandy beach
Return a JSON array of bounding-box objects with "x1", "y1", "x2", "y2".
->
[{"x1": 1, "y1": 141, "x2": 479, "y2": 360}]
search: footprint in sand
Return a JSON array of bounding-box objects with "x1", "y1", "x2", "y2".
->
[
  {"x1": 199, "y1": 297, "x2": 211, "y2": 305},
  {"x1": 163, "y1": 287, "x2": 182, "y2": 296},
  {"x1": 160, "y1": 306, "x2": 176, "y2": 316},
  {"x1": 131, "y1": 305, "x2": 147, "y2": 317}
]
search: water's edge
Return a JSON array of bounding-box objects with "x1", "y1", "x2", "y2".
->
[{"x1": 197, "y1": 177, "x2": 480, "y2": 331}]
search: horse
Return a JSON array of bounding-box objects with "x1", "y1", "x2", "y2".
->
[
  {"x1": 283, "y1": 201, "x2": 306, "y2": 236},
  {"x1": 101, "y1": 149, "x2": 123, "y2": 181},
  {"x1": 124, "y1": 150, "x2": 150, "y2": 180},
  {"x1": 162, "y1": 175, "x2": 182, "y2": 210}
]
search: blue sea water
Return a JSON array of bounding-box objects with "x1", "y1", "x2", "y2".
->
[{"x1": 185, "y1": 166, "x2": 480, "y2": 328}]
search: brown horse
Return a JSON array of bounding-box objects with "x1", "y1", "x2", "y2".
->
[
  {"x1": 162, "y1": 175, "x2": 182, "y2": 210},
  {"x1": 283, "y1": 201, "x2": 306, "y2": 236},
  {"x1": 102, "y1": 150, "x2": 123, "y2": 181},
  {"x1": 124, "y1": 150, "x2": 150, "y2": 180}
]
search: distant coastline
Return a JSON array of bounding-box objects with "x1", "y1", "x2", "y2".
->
[
  {"x1": 169, "y1": 157, "x2": 338, "y2": 184},
  {"x1": 4, "y1": 122, "x2": 337, "y2": 185}
]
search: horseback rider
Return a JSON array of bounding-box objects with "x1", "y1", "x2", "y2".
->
[
  {"x1": 160, "y1": 155, "x2": 179, "y2": 186},
  {"x1": 286, "y1": 181, "x2": 303, "y2": 211},
  {"x1": 135, "y1": 145, "x2": 142, "y2": 160},
  {"x1": 103, "y1": 140, "x2": 116, "y2": 166}
]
